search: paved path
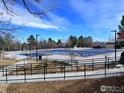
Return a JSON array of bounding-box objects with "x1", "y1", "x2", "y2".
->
[{"x1": 0, "y1": 66, "x2": 124, "y2": 84}]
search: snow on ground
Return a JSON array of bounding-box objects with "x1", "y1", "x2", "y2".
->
[
  {"x1": 42, "y1": 49, "x2": 123, "y2": 62},
  {"x1": 0, "y1": 48, "x2": 124, "y2": 83},
  {"x1": 3, "y1": 51, "x2": 27, "y2": 60},
  {"x1": 2, "y1": 48, "x2": 124, "y2": 65},
  {"x1": 3, "y1": 48, "x2": 124, "y2": 61}
]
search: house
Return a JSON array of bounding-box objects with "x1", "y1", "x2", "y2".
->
[
  {"x1": 117, "y1": 31, "x2": 124, "y2": 42},
  {"x1": 105, "y1": 42, "x2": 115, "y2": 49},
  {"x1": 21, "y1": 43, "x2": 28, "y2": 51},
  {"x1": 92, "y1": 42, "x2": 105, "y2": 48},
  {"x1": 117, "y1": 30, "x2": 124, "y2": 48}
]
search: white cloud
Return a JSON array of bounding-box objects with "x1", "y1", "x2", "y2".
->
[
  {"x1": 69, "y1": 0, "x2": 124, "y2": 32},
  {"x1": 47, "y1": 13, "x2": 71, "y2": 27},
  {"x1": 0, "y1": 2, "x2": 60, "y2": 30},
  {"x1": 0, "y1": 1, "x2": 72, "y2": 32},
  {"x1": 13, "y1": 19, "x2": 59, "y2": 29}
]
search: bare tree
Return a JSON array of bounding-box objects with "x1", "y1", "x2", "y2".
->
[
  {"x1": 0, "y1": 14, "x2": 19, "y2": 59},
  {"x1": 3, "y1": 33, "x2": 14, "y2": 51},
  {"x1": 0, "y1": 0, "x2": 56, "y2": 35},
  {"x1": 0, "y1": 0, "x2": 56, "y2": 59},
  {"x1": 1, "y1": 0, "x2": 56, "y2": 17},
  {"x1": 0, "y1": 15, "x2": 13, "y2": 34},
  {"x1": 0, "y1": 0, "x2": 56, "y2": 36}
]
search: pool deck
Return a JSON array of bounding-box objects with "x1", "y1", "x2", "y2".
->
[
  {"x1": 3, "y1": 48, "x2": 124, "y2": 61},
  {"x1": 42, "y1": 48, "x2": 123, "y2": 62}
]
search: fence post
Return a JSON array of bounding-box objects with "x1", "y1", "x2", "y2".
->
[
  {"x1": 30, "y1": 63, "x2": 32, "y2": 75},
  {"x1": 64, "y1": 64, "x2": 65, "y2": 79},
  {"x1": 61, "y1": 62, "x2": 63, "y2": 73},
  {"x1": 16, "y1": 65, "x2": 18, "y2": 76},
  {"x1": 107, "y1": 57, "x2": 110, "y2": 69},
  {"x1": 24, "y1": 68, "x2": 26, "y2": 82},
  {"x1": 84, "y1": 64, "x2": 86, "y2": 79},
  {"x1": 44, "y1": 65, "x2": 46, "y2": 80},
  {"x1": 71, "y1": 60, "x2": 72, "y2": 69},
  {"x1": 105, "y1": 56, "x2": 107, "y2": 78},
  {"x1": 5, "y1": 69, "x2": 8, "y2": 83},
  {"x1": 2, "y1": 65, "x2": 4, "y2": 76},
  {"x1": 46, "y1": 63, "x2": 47, "y2": 74},
  {"x1": 77, "y1": 61, "x2": 78, "y2": 72},
  {"x1": 92, "y1": 59, "x2": 94, "y2": 71}
]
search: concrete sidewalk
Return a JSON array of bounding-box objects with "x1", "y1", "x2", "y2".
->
[{"x1": 0, "y1": 66, "x2": 124, "y2": 84}]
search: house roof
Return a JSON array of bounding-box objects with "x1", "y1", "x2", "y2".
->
[{"x1": 117, "y1": 31, "x2": 124, "y2": 41}]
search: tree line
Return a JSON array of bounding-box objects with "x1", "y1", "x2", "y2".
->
[
  {"x1": 24, "y1": 35, "x2": 93, "y2": 50},
  {"x1": 0, "y1": 33, "x2": 21, "y2": 51},
  {"x1": 0, "y1": 34, "x2": 93, "y2": 51}
]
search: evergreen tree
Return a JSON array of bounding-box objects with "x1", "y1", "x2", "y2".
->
[
  {"x1": 48, "y1": 38, "x2": 53, "y2": 48},
  {"x1": 121, "y1": 15, "x2": 124, "y2": 27},
  {"x1": 57, "y1": 39, "x2": 63, "y2": 48},
  {"x1": 48, "y1": 38, "x2": 53, "y2": 43},
  {"x1": 118, "y1": 15, "x2": 124, "y2": 47},
  {"x1": 118, "y1": 15, "x2": 124, "y2": 32},
  {"x1": 77, "y1": 35, "x2": 84, "y2": 47},
  {"x1": 86, "y1": 36, "x2": 93, "y2": 47},
  {"x1": 27, "y1": 35, "x2": 36, "y2": 50},
  {"x1": 68, "y1": 35, "x2": 78, "y2": 48},
  {"x1": 83, "y1": 36, "x2": 93, "y2": 47}
]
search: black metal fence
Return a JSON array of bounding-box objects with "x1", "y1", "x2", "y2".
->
[{"x1": 0, "y1": 56, "x2": 123, "y2": 83}]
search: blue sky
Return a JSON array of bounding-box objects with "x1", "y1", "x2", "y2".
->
[{"x1": 0, "y1": 0, "x2": 124, "y2": 42}]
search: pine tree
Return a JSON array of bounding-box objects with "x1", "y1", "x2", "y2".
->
[
  {"x1": 77, "y1": 35, "x2": 84, "y2": 47},
  {"x1": 68, "y1": 35, "x2": 78, "y2": 48},
  {"x1": 27, "y1": 35, "x2": 36, "y2": 50},
  {"x1": 118, "y1": 15, "x2": 124, "y2": 32}
]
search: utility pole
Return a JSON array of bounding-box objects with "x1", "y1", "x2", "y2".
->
[
  {"x1": 36, "y1": 34, "x2": 39, "y2": 62},
  {"x1": 111, "y1": 30, "x2": 117, "y2": 63}
]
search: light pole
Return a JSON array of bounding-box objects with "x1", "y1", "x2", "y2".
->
[
  {"x1": 36, "y1": 34, "x2": 39, "y2": 62},
  {"x1": 111, "y1": 30, "x2": 117, "y2": 63}
]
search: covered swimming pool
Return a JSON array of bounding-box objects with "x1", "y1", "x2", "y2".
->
[{"x1": 21, "y1": 49, "x2": 115, "y2": 57}]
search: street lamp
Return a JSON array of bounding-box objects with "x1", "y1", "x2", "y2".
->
[
  {"x1": 111, "y1": 30, "x2": 117, "y2": 63},
  {"x1": 36, "y1": 34, "x2": 39, "y2": 62}
]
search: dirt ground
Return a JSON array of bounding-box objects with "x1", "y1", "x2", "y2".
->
[{"x1": 0, "y1": 75, "x2": 123, "y2": 93}]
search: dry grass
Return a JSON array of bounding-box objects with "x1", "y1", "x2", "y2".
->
[
  {"x1": 0, "y1": 58, "x2": 37, "y2": 66},
  {"x1": 0, "y1": 59, "x2": 18, "y2": 66},
  {"x1": 7, "y1": 60, "x2": 114, "y2": 76},
  {"x1": 2, "y1": 75, "x2": 123, "y2": 93},
  {"x1": 0, "y1": 84, "x2": 8, "y2": 93}
]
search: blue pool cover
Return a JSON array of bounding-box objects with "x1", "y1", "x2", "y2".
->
[{"x1": 21, "y1": 49, "x2": 115, "y2": 57}]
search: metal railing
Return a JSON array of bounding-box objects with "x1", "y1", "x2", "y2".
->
[{"x1": 0, "y1": 56, "x2": 123, "y2": 83}]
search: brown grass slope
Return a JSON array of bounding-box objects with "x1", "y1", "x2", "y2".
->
[{"x1": 4, "y1": 76, "x2": 124, "y2": 93}]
